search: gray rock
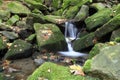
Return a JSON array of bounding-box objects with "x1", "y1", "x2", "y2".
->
[{"x1": 89, "y1": 44, "x2": 120, "y2": 80}]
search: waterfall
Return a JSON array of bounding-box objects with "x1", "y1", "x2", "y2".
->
[{"x1": 58, "y1": 22, "x2": 87, "y2": 58}]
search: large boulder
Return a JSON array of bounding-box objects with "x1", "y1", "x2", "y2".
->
[
  {"x1": 34, "y1": 23, "x2": 67, "y2": 52},
  {"x1": 4, "y1": 39, "x2": 32, "y2": 60},
  {"x1": 7, "y1": 1, "x2": 31, "y2": 14},
  {"x1": 27, "y1": 62, "x2": 99, "y2": 80},
  {"x1": 95, "y1": 14, "x2": 120, "y2": 38},
  {"x1": 83, "y1": 44, "x2": 120, "y2": 80},
  {"x1": 85, "y1": 8, "x2": 112, "y2": 31}
]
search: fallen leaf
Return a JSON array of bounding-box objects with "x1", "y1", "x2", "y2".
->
[{"x1": 69, "y1": 64, "x2": 85, "y2": 76}]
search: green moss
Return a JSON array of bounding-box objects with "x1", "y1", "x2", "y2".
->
[
  {"x1": 0, "y1": 10, "x2": 10, "y2": 21},
  {"x1": 85, "y1": 8, "x2": 112, "y2": 31},
  {"x1": 95, "y1": 14, "x2": 120, "y2": 38},
  {"x1": 6, "y1": 15, "x2": 20, "y2": 26},
  {"x1": 4, "y1": 39, "x2": 32, "y2": 60},
  {"x1": 27, "y1": 62, "x2": 99, "y2": 80},
  {"x1": 115, "y1": 37, "x2": 120, "y2": 42},
  {"x1": 0, "y1": 73, "x2": 4, "y2": 80},
  {"x1": 7, "y1": 1, "x2": 31, "y2": 14},
  {"x1": 83, "y1": 59, "x2": 92, "y2": 73},
  {"x1": 34, "y1": 23, "x2": 67, "y2": 51}
]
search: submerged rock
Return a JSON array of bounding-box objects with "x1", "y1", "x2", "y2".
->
[
  {"x1": 4, "y1": 39, "x2": 32, "y2": 60},
  {"x1": 84, "y1": 44, "x2": 120, "y2": 80},
  {"x1": 27, "y1": 62, "x2": 99, "y2": 80},
  {"x1": 34, "y1": 23, "x2": 67, "y2": 52}
]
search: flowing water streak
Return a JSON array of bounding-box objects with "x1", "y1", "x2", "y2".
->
[{"x1": 58, "y1": 22, "x2": 87, "y2": 58}]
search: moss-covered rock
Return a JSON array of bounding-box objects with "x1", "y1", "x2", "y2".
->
[
  {"x1": 4, "y1": 39, "x2": 32, "y2": 60},
  {"x1": 25, "y1": 0, "x2": 47, "y2": 10},
  {"x1": 74, "y1": 5, "x2": 89, "y2": 21},
  {"x1": 62, "y1": 0, "x2": 91, "y2": 19},
  {"x1": 7, "y1": 1, "x2": 31, "y2": 14},
  {"x1": 0, "y1": 37, "x2": 6, "y2": 51},
  {"x1": 44, "y1": 15, "x2": 66, "y2": 24},
  {"x1": 85, "y1": 8, "x2": 112, "y2": 31},
  {"x1": 73, "y1": 32, "x2": 96, "y2": 51},
  {"x1": 87, "y1": 44, "x2": 120, "y2": 80},
  {"x1": 27, "y1": 62, "x2": 100, "y2": 80},
  {"x1": 0, "y1": 10, "x2": 10, "y2": 21},
  {"x1": 34, "y1": 23, "x2": 67, "y2": 52},
  {"x1": 89, "y1": 42, "x2": 116, "y2": 59},
  {"x1": 6, "y1": 15, "x2": 19, "y2": 26},
  {"x1": 110, "y1": 28, "x2": 120, "y2": 41},
  {"x1": 90, "y1": 3, "x2": 106, "y2": 11},
  {"x1": 0, "y1": 31, "x2": 18, "y2": 40},
  {"x1": 83, "y1": 59, "x2": 92, "y2": 73},
  {"x1": 95, "y1": 14, "x2": 120, "y2": 38}
]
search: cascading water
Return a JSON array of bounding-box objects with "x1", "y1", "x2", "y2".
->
[{"x1": 58, "y1": 22, "x2": 87, "y2": 58}]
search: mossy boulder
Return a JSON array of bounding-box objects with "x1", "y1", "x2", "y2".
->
[
  {"x1": 89, "y1": 42, "x2": 116, "y2": 59},
  {"x1": 4, "y1": 39, "x2": 32, "y2": 60},
  {"x1": 73, "y1": 32, "x2": 96, "y2": 51},
  {"x1": 110, "y1": 28, "x2": 120, "y2": 41},
  {"x1": 83, "y1": 59, "x2": 92, "y2": 73},
  {"x1": 74, "y1": 5, "x2": 89, "y2": 21},
  {"x1": 6, "y1": 15, "x2": 19, "y2": 26},
  {"x1": 7, "y1": 1, "x2": 31, "y2": 14},
  {"x1": 62, "y1": 0, "x2": 91, "y2": 19},
  {"x1": 95, "y1": 14, "x2": 120, "y2": 38},
  {"x1": 27, "y1": 62, "x2": 100, "y2": 80},
  {"x1": 0, "y1": 37, "x2": 7, "y2": 51},
  {"x1": 44, "y1": 15, "x2": 66, "y2": 24},
  {"x1": 25, "y1": 0, "x2": 47, "y2": 10},
  {"x1": 0, "y1": 10, "x2": 10, "y2": 21},
  {"x1": 34, "y1": 23, "x2": 67, "y2": 52},
  {"x1": 90, "y1": 3, "x2": 106, "y2": 11},
  {"x1": 0, "y1": 31, "x2": 18, "y2": 40},
  {"x1": 85, "y1": 8, "x2": 112, "y2": 31},
  {"x1": 85, "y1": 44, "x2": 120, "y2": 80}
]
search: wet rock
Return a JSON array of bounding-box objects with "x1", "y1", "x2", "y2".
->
[
  {"x1": 4, "y1": 39, "x2": 32, "y2": 60},
  {"x1": 110, "y1": 28, "x2": 120, "y2": 41},
  {"x1": 0, "y1": 31, "x2": 18, "y2": 40},
  {"x1": 34, "y1": 23, "x2": 67, "y2": 51},
  {"x1": 74, "y1": 5, "x2": 89, "y2": 21},
  {"x1": 95, "y1": 14, "x2": 120, "y2": 38},
  {"x1": 27, "y1": 62, "x2": 99, "y2": 80},
  {"x1": 85, "y1": 8, "x2": 112, "y2": 31},
  {"x1": 84, "y1": 44, "x2": 120, "y2": 80},
  {"x1": 34, "y1": 58, "x2": 45, "y2": 66},
  {"x1": 6, "y1": 15, "x2": 20, "y2": 26},
  {"x1": 73, "y1": 32, "x2": 96, "y2": 51},
  {"x1": 7, "y1": 1, "x2": 31, "y2": 14},
  {"x1": 0, "y1": 10, "x2": 10, "y2": 21}
]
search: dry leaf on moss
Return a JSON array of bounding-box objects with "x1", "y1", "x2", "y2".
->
[{"x1": 69, "y1": 64, "x2": 85, "y2": 76}]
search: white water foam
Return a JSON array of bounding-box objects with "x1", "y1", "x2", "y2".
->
[{"x1": 58, "y1": 22, "x2": 88, "y2": 58}]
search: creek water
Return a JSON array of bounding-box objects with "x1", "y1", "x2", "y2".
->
[{"x1": 58, "y1": 22, "x2": 87, "y2": 58}]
